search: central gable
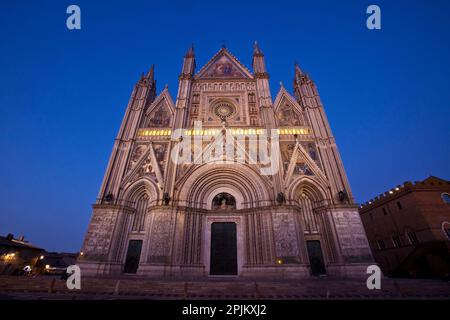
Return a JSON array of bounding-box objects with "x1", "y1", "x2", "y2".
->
[{"x1": 195, "y1": 48, "x2": 253, "y2": 80}]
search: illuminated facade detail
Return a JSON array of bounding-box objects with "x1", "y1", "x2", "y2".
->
[
  {"x1": 78, "y1": 44, "x2": 373, "y2": 279},
  {"x1": 138, "y1": 129, "x2": 172, "y2": 137},
  {"x1": 137, "y1": 127, "x2": 309, "y2": 138}
]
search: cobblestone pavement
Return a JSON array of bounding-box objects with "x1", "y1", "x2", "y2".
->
[{"x1": 0, "y1": 275, "x2": 449, "y2": 300}]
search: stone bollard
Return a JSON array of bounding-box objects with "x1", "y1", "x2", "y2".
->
[
  {"x1": 184, "y1": 282, "x2": 188, "y2": 299},
  {"x1": 114, "y1": 280, "x2": 121, "y2": 296},
  {"x1": 48, "y1": 278, "x2": 56, "y2": 294},
  {"x1": 254, "y1": 282, "x2": 259, "y2": 299},
  {"x1": 393, "y1": 279, "x2": 403, "y2": 298}
]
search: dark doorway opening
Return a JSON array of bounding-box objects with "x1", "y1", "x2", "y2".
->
[
  {"x1": 306, "y1": 240, "x2": 326, "y2": 276},
  {"x1": 123, "y1": 240, "x2": 142, "y2": 274},
  {"x1": 210, "y1": 222, "x2": 238, "y2": 275}
]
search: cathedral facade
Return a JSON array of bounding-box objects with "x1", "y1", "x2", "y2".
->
[{"x1": 78, "y1": 44, "x2": 374, "y2": 279}]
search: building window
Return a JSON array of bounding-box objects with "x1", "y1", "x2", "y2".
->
[
  {"x1": 382, "y1": 207, "x2": 388, "y2": 215},
  {"x1": 442, "y1": 222, "x2": 450, "y2": 240},
  {"x1": 407, "y1": 232, "x2": 419, "y2": 245},
  {"x1": 392, "y1": 236, "x2": 402, "y2": 248},
  {"x1": 445, "y1": 228, "x2": 450, "y2": 239},
  {"x1": 213, "y1": 101, "x2": 236, "y2": 120},
  {"x1": 396, "y1": 201, "x2": 403, "y2": 210},
  {"x1": 377, "y1": 240, "x2": 385, "y2": 250},
  {"x1": 442, "y1": 193, "x2": 450, "y2": 204}
]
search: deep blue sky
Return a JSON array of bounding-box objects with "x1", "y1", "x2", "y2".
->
[{"x1": 1, "y1": 1, "x2": 449, "y2": 252}]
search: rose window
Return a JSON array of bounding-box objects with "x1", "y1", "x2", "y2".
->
[{"x1": 213, "y1": 102, "x2": 236, "y2": 120}]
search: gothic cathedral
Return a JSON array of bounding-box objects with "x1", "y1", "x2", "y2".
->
[{"x1": 78, "y1": 43, "x2": 373, "y2": 278}]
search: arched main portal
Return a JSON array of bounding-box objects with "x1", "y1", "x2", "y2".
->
[
  {"x1": 176, "y1": 163, "x2": 272, "y2": 209},
  {"x1": 176, "y1": 163, "x2": 272, "y2": 276}
]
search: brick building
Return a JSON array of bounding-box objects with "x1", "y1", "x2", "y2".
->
[{"x1": 359, "y1": 176, "x2": 450, "y2": 279}]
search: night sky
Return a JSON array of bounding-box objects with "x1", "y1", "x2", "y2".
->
[{"x1": 1, "y1": 0, "x2": 449, "y2": 252}]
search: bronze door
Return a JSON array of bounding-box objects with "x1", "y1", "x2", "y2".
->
[
  {"x1": 123, "y1": 240, "x2": 142, "y2": 274},
  {"x1": 210, "y1": 222, "x2": 238, "y2": 275},
  {"x1": 306, "y1": 240, "x2": 326, "y2": 276}
]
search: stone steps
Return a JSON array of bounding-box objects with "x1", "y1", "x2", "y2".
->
[{"x1": 0, "y1": 275, "x2": 449, "y2": 299}]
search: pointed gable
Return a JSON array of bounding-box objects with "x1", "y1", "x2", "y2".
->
[
  {"x1": 144, "y1": 88, "x2": 175, "y2": 128},
  {"x1": 283, "y1": 142, "x2": 328, "y2": 188},
  {"x1": 195, "y1": 48, "x2": 253, "y2": 80},
  {"x1": 273, "y1": 86, "x2": 306, "y2": 127},
  {"x1": 122, "y1": 142, "x2": 166, "y2": 189}
]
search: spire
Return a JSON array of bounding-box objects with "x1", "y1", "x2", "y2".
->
[
  {"x1": 293, "y1": 62, "x2": 312, "y2": 101},
  {"x1": 294, "y1": 62, "x2": 309, "y2": 84},
  {"x1": 252, "y1": 41, "x2": 272, "y2": 108},
  {"x1": 145, "y1": 64, "x2": 155, "y2": 80},
  {"x1": 185, "y1": 44, "x2": 195, "y2": 58},
  {"x1": 252, "y1": 41, "x2": 267, "y2": 75},
  {"x1": 180, "y1": 44, "x2": 196, "y2": 78},
  {"x1": 295, "y1": 62, "x2": 303, "y2": 76},
  {"x1": 253, "y1": 41, "x2": 263, "y2": 56}
]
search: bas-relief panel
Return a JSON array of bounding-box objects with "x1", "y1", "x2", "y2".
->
[
  {"x1": 148, "y1": 211, "x2": 174, "y2": 263},
  {"x1": 272, "y1": 212, "x2": 300, "y2": 261},
  {"x1": 153, "y1": 142, "x2": 168, "y2": 172},
  {"x1": 138, "y1": 156, "x2": 156, "y2": 180},
  {"x1": 127, "y1": 144, "x2": 148, "y2": 173},
  {"x1": 83, "y1": 210, "x2": 117, "y2": 259},
  {"x1": 333, "y1": 211, "x2": 373, "y2": 262}
]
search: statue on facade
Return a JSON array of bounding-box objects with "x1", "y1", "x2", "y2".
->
[
  {"x1": 276, "y1": 192, "x2": 286, "y2": 205},
  {"x1": 338, "y1": 190, "x2": 349, "y2": 204}
]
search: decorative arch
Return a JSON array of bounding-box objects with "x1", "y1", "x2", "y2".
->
[
  {"x1": 287, "y1": 175, "x2": 328, "y2": 204},
  {"x1": 287, "y1": 176, "x2": 330, "y2": 235},
  {"x1": 122, "y1": 177, "x2": 159, "y2": 206},
  {"x1": 120, "y1": 178, "x2": 160, "y2": 233},
  {"x1": 206, "y1": 187, "x2": 242, "y2": 210},
  {"x1": 175, "y1": 163, "x2": 272, "y2": 209}
]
